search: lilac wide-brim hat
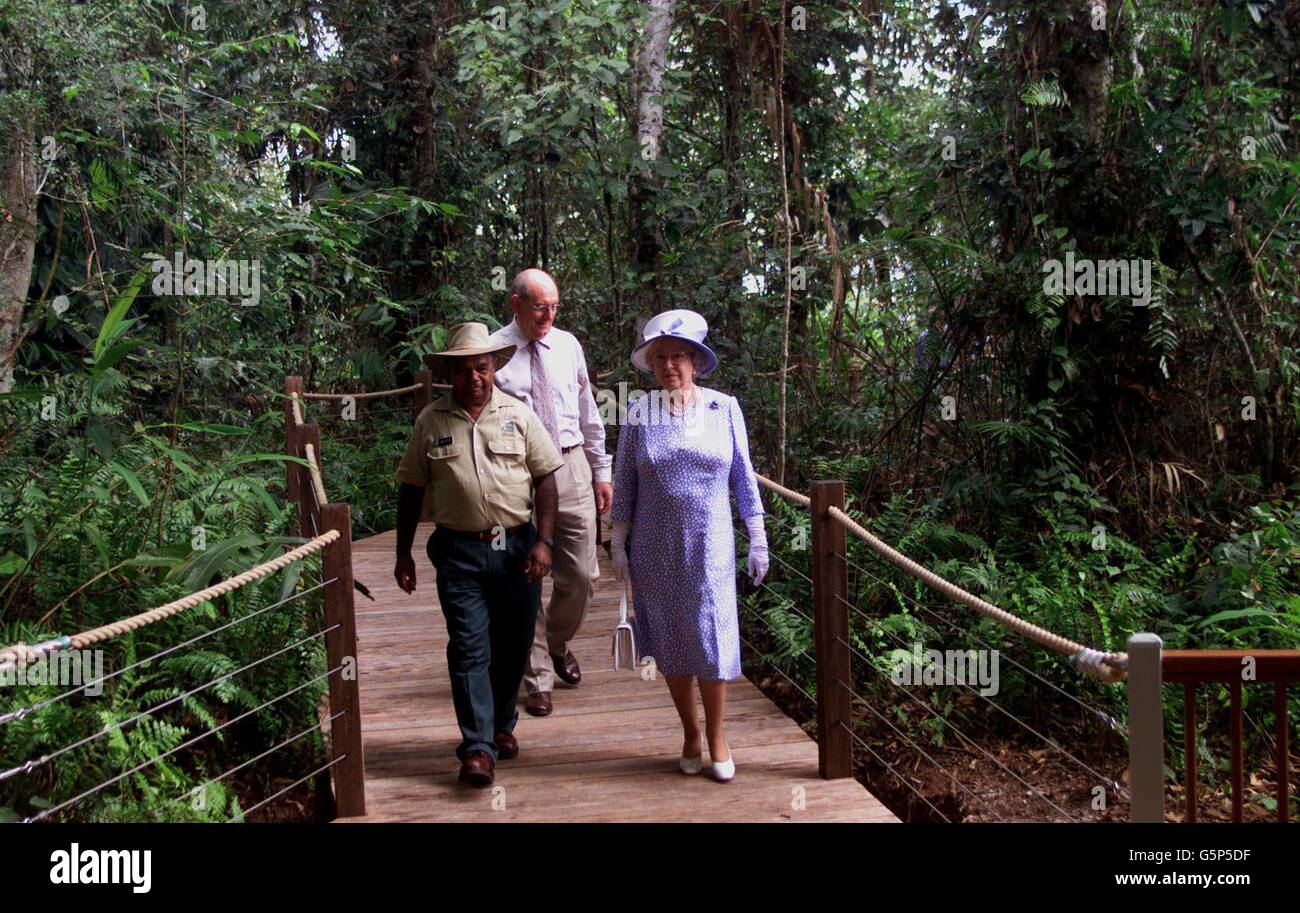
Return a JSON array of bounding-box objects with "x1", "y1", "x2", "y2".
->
[{"x1": 630, "y1": 309, "x2": 719, "y2": 378}]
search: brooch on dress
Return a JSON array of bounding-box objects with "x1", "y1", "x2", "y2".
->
[{"x1": 708, "y1": 401, "x2": 720, "y2": 410}]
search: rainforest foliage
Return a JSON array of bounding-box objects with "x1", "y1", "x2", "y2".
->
[{"x1": 1, "y1": 0, "x2": 1297, "y2": 820}]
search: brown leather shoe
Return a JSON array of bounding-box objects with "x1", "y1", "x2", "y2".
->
[
  {"x1": 494, "y1": 730, "x2": 519, "y2": 760},
  {"x1": 551, "y1": 650, "x2": 581, "y2": 686},
  {"x1": 458, "y1": 750, "x2": 494, "y2": 788},
  {"x1": 525, "y1": 691, "x2": 553, "y2": 717}
]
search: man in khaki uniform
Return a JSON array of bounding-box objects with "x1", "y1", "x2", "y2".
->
[{"x1": 393, "y1": 323, "x2": 563, "y2": 788}]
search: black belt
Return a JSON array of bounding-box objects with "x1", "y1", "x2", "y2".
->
[
  {"x1": 562, "y1": 443, "x2": 580, "y2": 454},
  {"x1": 434, "y1": 522, "x2": 530, "y2": 542}
]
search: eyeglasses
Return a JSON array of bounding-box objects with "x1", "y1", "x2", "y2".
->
[{"x1": 528, "y1": 303, "x2": 560, "y2": 314}]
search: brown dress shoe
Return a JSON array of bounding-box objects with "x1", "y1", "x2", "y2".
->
[
  {"x1": 494, "y1": 730, "x2": 519, "y2": 760},
  {"x1": 551, "y1": 650, "x2": 581, "y2": 686},
  {"x1": 458, "y1": 750, "x2": 494, "y2": 788},
  {"x1": 525, "y1": 691, "x2": 553, "y2": 717}
]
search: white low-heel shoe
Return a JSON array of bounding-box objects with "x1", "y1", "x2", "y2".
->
[
  {"x1": 679, "y1": 754, "x2": 704, "y2": 775},
  {"x1": 711, "y1": 756, "x2": 736, "y2": 782}
]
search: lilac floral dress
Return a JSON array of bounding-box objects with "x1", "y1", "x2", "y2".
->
[{"x1": 610, "y1": 387, "x2": 764, "y2": 680}]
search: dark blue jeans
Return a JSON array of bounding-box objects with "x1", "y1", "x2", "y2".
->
[{"x1": 428, "y1": 524, "x2": 540, "y2": 761}]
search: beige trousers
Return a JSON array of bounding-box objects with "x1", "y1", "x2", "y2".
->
[{"x1": 524, "y1": 446, "x2": 598, "y2": 694}]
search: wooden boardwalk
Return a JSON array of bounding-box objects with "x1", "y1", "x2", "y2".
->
[{"x1": 340, "y1": 521, "x2": 897, "y2": 823}]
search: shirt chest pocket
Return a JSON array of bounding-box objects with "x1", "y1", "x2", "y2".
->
[
  {"x1": 426, "y1": 440, "x2": 462, "y2": 462},
  {"x1": 487, "y1": 436, "x2": 524, "y2": 460}
]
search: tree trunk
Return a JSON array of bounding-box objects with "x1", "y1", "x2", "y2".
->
[
  {"x1": 718, "y1": 8, "x2": 749, "y2": 344},
  {"x1": 629, "y1": 0, "x2": 676, "y2": 318},
  {"x1": 0, "y1": 96, "x2": 38, "y2": 394}
]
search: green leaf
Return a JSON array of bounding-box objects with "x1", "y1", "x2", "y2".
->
[
  {"x1": 107, "y1": 461, "x2": 151, "y2": 508},
  {"x1": 166, "y1": 533, "x2": 263, "y2": 589},
  {"x1": 228, "y1": 453, "x2": 307, "y2": 468},
  {"x1": 176, "y1": 422, "x2": 252, "y2": 436},
  {"x1": 95, "y1": 268, "x2": 148, "y2": 362},
  {"x1": 0, "y1": 552, "x2": 27, "y2": 576},
  {"x1": 93, "y1": 337, "x2": 147, "y2": 373},
  {"x1": 1195, "y1": 607, "x2": 1280, "y2": 628}
]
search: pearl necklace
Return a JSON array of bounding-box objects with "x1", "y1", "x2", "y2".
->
[{"x1": 666, "y1": 386, "x2": 701, "y2": 417}]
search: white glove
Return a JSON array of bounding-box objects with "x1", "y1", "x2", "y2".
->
[
  {"x1": 611, "y1": 519, "x2": 630, "y2": 581},
  {"x1": 744, "y1": 514, "x2": 769, "y2": 586}
]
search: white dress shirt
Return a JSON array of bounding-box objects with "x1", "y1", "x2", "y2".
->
[{"x1": 489, "y1": 318, "x2": 612, "y2": 483}]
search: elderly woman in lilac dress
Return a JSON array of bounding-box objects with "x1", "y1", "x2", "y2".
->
[{"x1": 609, "y1": 310, "x2": 769, "y2": 782}]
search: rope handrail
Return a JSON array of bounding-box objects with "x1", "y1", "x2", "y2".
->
[
  {"x1": 760, "y1": 509, "x2": 1126, "y2": 731},
  {"x1": 0, "y1": 577, "x2": 337, "y2": 727},
  {"x1": 756, "y1": 473, "x2": 811, "y2": 507},
  {"x1": 304, "y1": 442, "x2": 329, "y2": 507},
  {"x1": 291, "y1": 391, "x2": 305, "y2": 427},
  {"x1": 0, "y1": 530, "x2": 340, "y2": 671},
  {"x1": 301, "y1": 382, "x2": 458, "y2": 400},
  {"x1": 752, "y1": 472, "x2": 1126, "y2": 682},
  {"x1": 304, "y1": 384, "x2": 422, "y2": 399}
]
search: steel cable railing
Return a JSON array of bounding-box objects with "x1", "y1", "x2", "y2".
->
[
  {"x1": 0, "y1": 625, "x2": 337, "y2": 785},
  {"x1": 736, "y1": 527, "x2": 1056, "y2": 820},
  {"x1": 833, "y1": 545, "x2": 1127, "y2": 735},
  {"x1": 754, "y1": 473, "x2": 1126, "y2": 682},
  {"x1": 830, "y1": 589, "x2": 1125, "y2": 803},
  {"x1": 177, "y1": 708, "x2": 345, "y2": 812},
  {"x1": 0, "y1": 577, "x2": 335, "y2": 726},
  {"x1": 0, "y1": 531, "x2": 338, "y2": 670},
  {"x1": 3, "y1": 377, "x2": 369, "y2": 821},
  {"x1": 22, "y1": 659, "x2": 343, "y2": 823},
  {"x1": 738, "y1": 477, "x2": 1134, "y2": 820},
  {"x1": 233, "y1": 754, "x2": 347, "y2": 822},
  {"x1": 737, "y1": 599, "x2": 983, "y2": 821},
  {"x1": 762, "y1": 510, "x2": 1127, "y2": 795},
  {"x1": 736, "y1": 627, "x2": 957, "y2": 823},
  {"x1": 735, "y1": 525, "x2": 1017, "y2": 821},
  {"x1": 0, "y1": 510, "x2": 360, "y2": 820}
]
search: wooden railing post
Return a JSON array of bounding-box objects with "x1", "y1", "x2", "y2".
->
[
  {"x1": 1127, "y1": 632, "x2": 1165, "y2": 822},
  {"x1": 320, "y1": 502, "x2": 366, "y2": 817},
  {"x1": 413, "y1": 369, "x2": 433, "y2": 418},
  {"x1": 299, "y1": 422, "x2": 322, "y2": 537},
  {"x1": 413, "y1": 369, "x2": 435, "y2": 523},
  {"x1": 810, "y1": 480, "x2": 852, "y2": 779},
  {"x1": 285, "y1": 376, "x2": 304, "y2": 536}
]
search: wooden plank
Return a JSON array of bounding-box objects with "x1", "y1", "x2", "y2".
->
[{"x1": 339, "y1": 524, "x2": 897, "y2": 823}]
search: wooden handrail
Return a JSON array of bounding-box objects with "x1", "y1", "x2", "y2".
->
[
  {"x1": 1162, "y1": 650, "x2": 1300, "y2": 682},
  {"x1": 283, "y1": 374, "x2": 366, "y2": 817},
  {"x1": 1162, "y1": 649, "x2": 1298, "y2": 824}
]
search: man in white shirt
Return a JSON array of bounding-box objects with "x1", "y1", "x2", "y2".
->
[{"x1": 489, "y1": 269, "x2": 613, "y2": 716}]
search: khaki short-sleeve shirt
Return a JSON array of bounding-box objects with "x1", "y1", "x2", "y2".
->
[{"x1": 394, "y1": 385, "x2": 565, "y2": 530}]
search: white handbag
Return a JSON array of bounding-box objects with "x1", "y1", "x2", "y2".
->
[{"x1": 611, "y1": 580, "x2": 638, "y2": 670}]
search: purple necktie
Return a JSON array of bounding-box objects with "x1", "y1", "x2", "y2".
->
[{"x1": 530, "y1": 339, "x2": 561, "y2": 448}]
